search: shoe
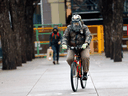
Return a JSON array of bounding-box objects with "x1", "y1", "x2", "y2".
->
[
  {"x1": 57, "y1": 61, "x2": 59, "y2": 64},
  {"x1": 53, "y1": 61, "x2": 55, "y2": 65},
  {"x1": 83, "y1": 72, "x2": 88, "y2": 80}
]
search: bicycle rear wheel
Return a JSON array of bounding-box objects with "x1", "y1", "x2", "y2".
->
[
  {"x1": 71, "y1": 62, "x2": 78, "y2": 92},
  {"x1": 80, "y1": 63, "x2": 87, "y2": 89}
]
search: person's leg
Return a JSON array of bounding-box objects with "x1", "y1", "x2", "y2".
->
[
  {"x1": 81, "y1": 48, "x2": 90, "y2": 80},
  {"x1": 56, "y1": 45, "x2": 60, "y2": 64},
  {"x1": 52, "y1": 45, "x2": 56, "y2": 64},
  {"x1": 66, "y1": 49, "x2": 75, "y2": 66}
]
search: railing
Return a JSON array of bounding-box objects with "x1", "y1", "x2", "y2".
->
[
  {"x1": 88, "y1": 25, "x2": 104, "y2": 54},
  {"x1": 33, "y1": 23, "x2": 67, "y2": 57},
  {"x1": 33, "y1": 24, "x2": 104, "y2": 57}
]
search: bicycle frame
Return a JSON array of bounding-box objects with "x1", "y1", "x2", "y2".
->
[
  {"x1": 74, "y1": 54, "x2": 82, "y2": 78},
  {"x1": 68, "y1": 45, "x2": 83, "y2": 78},
  {"x1": 70, "y1": 47, "x2": 87, "y2": 92}
]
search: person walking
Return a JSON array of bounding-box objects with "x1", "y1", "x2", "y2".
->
[{"x1": 49, "y1": 26, "x2": 62, "y2": 64}]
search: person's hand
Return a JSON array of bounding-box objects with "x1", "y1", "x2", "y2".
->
[
  {"x1": 82, "y1": 43, "x2": 88, "y2": 49},
  {"x1": 49, "y1": 47, "x2": 52, "y2": 49},
  {"x1": 58, "y1": 41, "x2": 61, "y2": 45},
  {"x1": 62, "y1": 45, "x2": 67, "y2": 49}
]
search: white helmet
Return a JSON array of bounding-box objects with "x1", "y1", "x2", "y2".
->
[
  {"x1": 72, "y1": 14, "x2": 81, "y2": 22},
  {"x1": 71, "y1": 14, "x2": 82, "y2": 32}
]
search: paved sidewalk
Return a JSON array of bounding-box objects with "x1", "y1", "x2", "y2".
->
[{"x1": 0, "y1": 52, "x2": 128, "y2": 96}]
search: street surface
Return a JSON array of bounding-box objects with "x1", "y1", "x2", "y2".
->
[{"x1": 0, "y1": 52, "x2": 128, "y2": 96}]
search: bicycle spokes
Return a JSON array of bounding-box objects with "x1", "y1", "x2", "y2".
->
[{"x1": 71, "y1": 62, "x2": 78, "y2": 92}]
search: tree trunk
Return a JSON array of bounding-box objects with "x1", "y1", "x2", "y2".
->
[
  {"x1": 110, "y1": 39, "x2": 114, "y2": 59},
  {"x1": 25, "y1": 0, "x2": 39, "y2": 60},
  {"x1": 25, "y1": 0, "x2": 34, "y2": 61},
  {"x1": 99, "y1": 0, "x2": 124, "y2": 60},
  {"x1": 107, "y1": 0, "x2": 113, "y2": 59},
  {"x1": 105, "y1": 22, "x2": 111, "y2": 58},
  {"x1": 21, "y1": 15, "x2": 27, "y2": 63},
  {"x1": 99, "y1": 0, "x2": 111, "y2": 57},
  {"x1": 10, "y1": 0, "x2": 22, "y2": 66},
  {"x1": 113, "y1": 0, "x2": 124, "y2": 62},
  {"x1": 110, "y1": 15, "x2": 114, "y2": 60},
  {"x1": 17, "y1": 0, "x2": 27, "y2": 63},
  {"x1": 102, "y1": 15, "x2": 106, "y2": 56},
  {"x1": 0, "y1": 0, "x2": 16, "y2": 69},
  {"x1": 31, "y1": 15, "x2": 35, "y2": 59},
  {"x1": 32, "y1": 0, "x2": 40, "y2": 59}
]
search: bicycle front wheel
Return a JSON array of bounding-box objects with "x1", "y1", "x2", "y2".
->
[
  {"x1": 71, "y1": 62, "x2": 78, "y2": 92},
  {"x1": 80, "y1": 62, "x2": 87, "y2": 89}
]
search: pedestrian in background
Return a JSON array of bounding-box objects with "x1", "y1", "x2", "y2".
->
[{"x1": 49, "y1": 26, "x2": 62, "y2": 64}]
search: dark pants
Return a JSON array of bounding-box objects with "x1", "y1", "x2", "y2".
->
[{"x1": 52, "y1": 45, "x2": 60, "y2": 61}]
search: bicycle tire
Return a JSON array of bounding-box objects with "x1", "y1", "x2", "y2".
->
[
  {"x1": 71, "y1": 62, "x2": 78, "y2": 92},
  {"x1": 80, "y1": 62, "x2": 87, "y2": 89}
]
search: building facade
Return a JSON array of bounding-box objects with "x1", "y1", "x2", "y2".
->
[
  {"x1": 33, "y1": 0, "x2": 128, "y2": 25},
  {"x1": 33, "y1": 0, "x2": 66, "y2": 25}
]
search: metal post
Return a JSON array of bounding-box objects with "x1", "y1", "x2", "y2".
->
[
  {"x1": 35, "y1": 25, "x2": 39, "y2": 55},
  {"x1": 97, "y1": 26, "x2": 101, "y2": 53},
  {"x1": 40, "y1": 0, "x2": 44, "y2": 25}
]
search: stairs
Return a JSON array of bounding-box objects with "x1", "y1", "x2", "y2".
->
[{"x1": 71, "y1": 0, "x2": 103, "y2": 25}]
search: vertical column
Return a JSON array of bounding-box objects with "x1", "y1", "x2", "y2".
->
[
  {"x1": 35, "y1": 25, "x2": 39, "y2": 55},
  {"x1": 40, "y1": 0, "x2": 44, "y2": 25},
  {"x1": 48, "y1": 0, "x2": 66, "y2": 24},
  {"x1": 58, "y1": 2, "x2": 66, "y2": 24},
  {"x1": 101, "y1": 25, "x2": 104, "y2": 52},
  {"x1": 97, "y1": 26, "x2": 102, "y2": 53},
  {"x1": 90, "y1": 35, "x2": 94, "y2": 54}
]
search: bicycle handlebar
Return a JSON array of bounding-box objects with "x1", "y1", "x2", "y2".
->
[{"x1": 68, "y1": 45, "x2": 83, "y2": 50}]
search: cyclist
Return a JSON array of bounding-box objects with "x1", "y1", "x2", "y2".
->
[{"x1": 62, "y1": 14, "x2": 92, "y2": 80}]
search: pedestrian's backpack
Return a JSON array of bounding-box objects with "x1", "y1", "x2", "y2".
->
[
  {"x1": 51, "y1": 32, "x2": 60, "y2": 41},
  {"x1": 52, "y1": 33, "x2": 60, "y2": 37}
]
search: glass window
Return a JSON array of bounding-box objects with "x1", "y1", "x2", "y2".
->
[
  {"x1": 33, "y1": 4, "x2": 41, "y2": 24},
  {"x1": 124, "y1": 0, "x2": 128, "y2": 12}
]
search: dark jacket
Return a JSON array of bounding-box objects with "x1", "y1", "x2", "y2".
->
[
  {"x1": 49, "y1": 32, "x2": 62, "y2": 47},
  {"x1": 62, "y1": 24, "x2": 92, "y2": 46}
]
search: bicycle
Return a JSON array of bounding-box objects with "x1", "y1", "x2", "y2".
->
[{"x1": 69, "y1": 45, "x2": 87, "y2": 92}]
